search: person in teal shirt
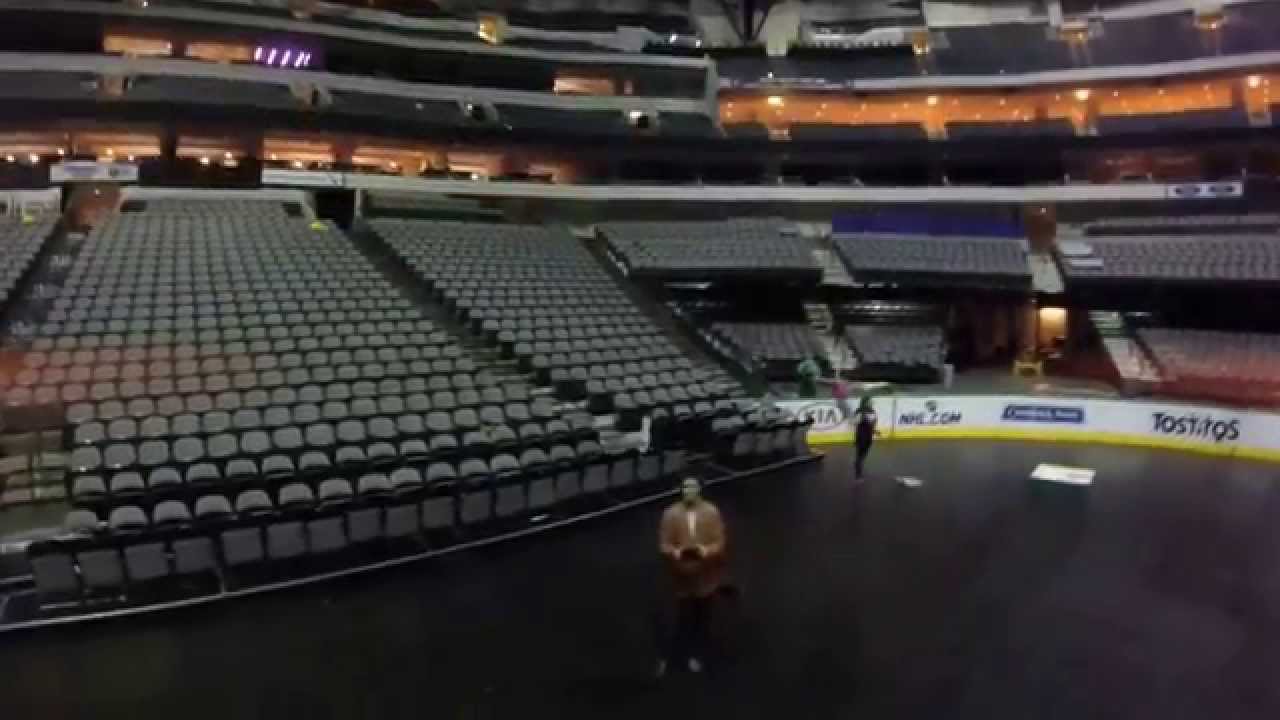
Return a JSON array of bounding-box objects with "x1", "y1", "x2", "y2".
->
[{"x1": 796, "y1": 355, "x2": 820, "y2": 398}]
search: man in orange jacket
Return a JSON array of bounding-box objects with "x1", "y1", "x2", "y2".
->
[{"x1": 657, "y1": 476, "x2": 727, "y2": 676}]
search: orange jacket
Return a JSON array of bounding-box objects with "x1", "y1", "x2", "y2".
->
[{"x1": 658, "y1": 499, "x2": 727, "y2": 598}]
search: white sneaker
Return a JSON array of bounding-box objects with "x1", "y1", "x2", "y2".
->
[{"x1": 687, "y1": 657, "x2": 703, "y2": 673}]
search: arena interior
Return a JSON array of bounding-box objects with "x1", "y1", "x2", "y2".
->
[{"x1": 4, "y1": 0, "x2": 1280, "y2": 716}]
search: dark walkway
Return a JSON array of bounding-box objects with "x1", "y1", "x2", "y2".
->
[{"x1": 5, "y1": 440, "x2": 1280, "y2": 719}]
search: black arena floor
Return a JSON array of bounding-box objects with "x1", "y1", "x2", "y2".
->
[{"x1": 5, "y1": 439, "x2": 1280, "y2": 719}]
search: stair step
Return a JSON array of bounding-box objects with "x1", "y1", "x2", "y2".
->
[
  {"x1": 1091, "y1": 311, "x2": 1162, "y2": 383},
  {"x1": 1029, "y1": 252, "x2": 1064, "y2": 294},
  {"x1": 582, "y1": 235, "x2": 758, "y2": 394},
  {"x1": 810, "y1": 244, "x2": 854, "y2": 288}
]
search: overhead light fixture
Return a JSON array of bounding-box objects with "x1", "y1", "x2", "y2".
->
[
  {"x1": 292, "y1": 160, "x2": 304, "y2": 169},
  {"x1": 470, "y1": 172, "x2": 481, "y2": 181},
  {"x1": 254, "y1": 47, "x2": 263, "y2": 62},
  {"x1": 199, "y1": 156, "x2": 211, "y2": 166},
  {"x1": 767, "y1": 96, "x2": 784, "y2": 107},
  {"x1": 280, "y1": 50, "x2": 292, "y2": 67},
  {"x1": 56, "y1": 147, "x2": 65, "y2": 156},
  {"x1": 476, "y1": 13, "x2": 505, "y2": 44},
  {"x1": 1074, "y1": 88, "x2": 1090, "y2": 101},
  {"x1": 669, "y1": 33, "x2": 678, "y2": 43},
  {"x1": 266, "y1": 48, "x2": 277, "y2": 65},
  {"x1": 27, "y1": 153, "x2": 38, "y2": 164},
  {"x1": 1247, "y1": 74, "x2": 1262, "y2": 89},
  {"x1": 4, "y1": 154, "x2": 14, "y2": 163},
  {"x1": 127, "y1": 154, "x2": 135, "y2": 162},
  {"x1": 105, "y1": 148, "x2": 114, "y2": 156}
]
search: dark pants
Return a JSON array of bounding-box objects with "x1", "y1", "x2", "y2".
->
[
  {"x1": 854, "y1": 437, "x2": 873, "y2": 478},
  {"x1": 667, "y1": 595, "x2": 713, "y2": 664}
]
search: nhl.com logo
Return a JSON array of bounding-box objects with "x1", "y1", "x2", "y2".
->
[{"x1": 899, "y1": 399, "x2": 962, "y2": 427}]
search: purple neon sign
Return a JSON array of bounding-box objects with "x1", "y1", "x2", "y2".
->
[{"x1": 253, "y1": 46, "x2": 313, "y2": 69}]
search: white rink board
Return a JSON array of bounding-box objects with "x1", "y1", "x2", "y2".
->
[{"x1": 778, "y1": 395, "x2": 1280, "y2": 462}]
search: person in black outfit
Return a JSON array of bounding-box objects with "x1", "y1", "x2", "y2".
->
[{"x1": 852, "y1": 396, "x2": 878, "y2": 480}]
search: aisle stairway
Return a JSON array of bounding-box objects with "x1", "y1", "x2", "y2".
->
[
  {"x1": 1029, "y1": 252, "x2": 1064, "y2": 294},
  {"x1": 803, "y1": 302, "x2": 856, "y2": 372},
  {"x1": 811, "y1": 239, "x2": 854, "y2": 288},
  {"x1": 0, "y1": 219, "x2": 82, "y2": 513},
  {"x1": 1091, "y1": 311, "x2": 1162, "y2": 385}
]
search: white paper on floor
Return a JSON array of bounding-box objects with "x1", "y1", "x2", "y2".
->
[{"x1": 1030, "y1": 463, "x2": 1095, "y2": 486}]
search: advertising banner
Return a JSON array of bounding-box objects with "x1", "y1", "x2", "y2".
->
[
  {"x1": 779, "y1": 394, "x2": 1280, "y2": 462},
  {"x1": 776, "y1": 396, "x2": 897, "y2": 444}
]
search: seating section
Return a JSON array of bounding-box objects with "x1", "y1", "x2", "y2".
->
[
  {"x1": 1095, "y1": 108, "x2": 1250, "y2": 136},
  {"x1": 494, "y1": 105, "x2": 626, "y2": 135},
  {"x1": 369, "y1": 219, "x2": 746, "y2": 430},
  {"x1": 0, "y1": 216, "x2": 54, "y2": 316},
  {"x1": 1138, "y1": 328, "x2": 1280, "y2": 398},
  {"x1": 327, "y1": 92, "x2": 463, "y2": 127},
  {"x1": 722, "y1": 3, "x2": 1280, "y2": 80},
  {"x1": 10, "y1": 201, "x2": 533, "y2": 507},
  {"x1": 724, "y1": 123, "x2": 770, "y2": 140},
  {"x1": 945, "y1": 119, "x2": 1075, "y2": 140},
  {"x1": 1083, "y1": 214, "x2": 1280, "y2": 237},
  {"x1": 601, "y1": 219, "x2": 820, "y2": 282},
  {"x1": 709, "y1": 322, "x2": 823, "y2": 378},
  {"x1": 0, "y1": 71, "x2": 99, "y2": 101},
  {"x1": 5, "y1": 201, "x2": 605, "y2": 521},
  {"x1": 835, "y1": 233, "x2": 1031, "y2": 289},
  {"x1": 1056, "y1": 235, "x2": 1280, "y2": 284},
  {"x1": 845, "y1": 325, "x2": 946, "y2": 378},
  {"x1": 788, "y1": 123, "x2": 928, "y2": 143},
  {"x1": 659, "y1": 112, "x2": 719, "y2": 138},
  {"x1": 125, "y1": 76, "x2": 300, "y2": 111},
  {"x1": 9, "y1": 203, "x2": 819, "y2": 613}
]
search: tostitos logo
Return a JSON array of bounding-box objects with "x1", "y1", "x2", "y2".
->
[
  {"x1": 796, "y1": 401, "x2": 847, "y2": 432},
  {"x1": 1151, "y1": 411, "x2": 1240, "y2": 443}
]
